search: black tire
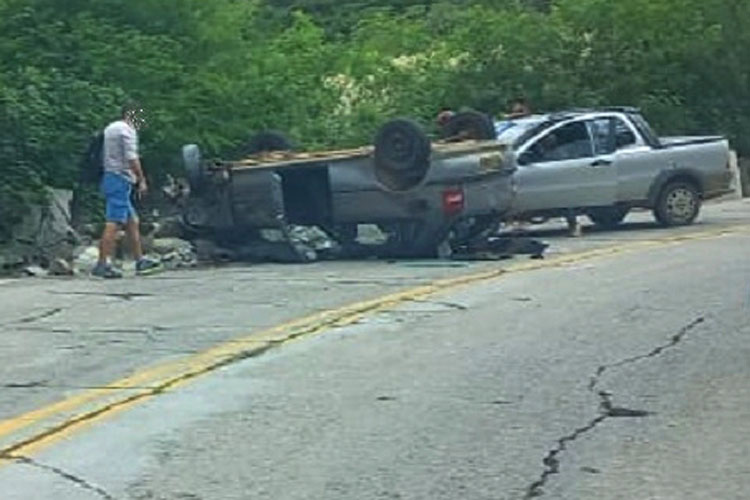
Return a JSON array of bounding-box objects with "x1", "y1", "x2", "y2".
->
[
  {"x1": 182, "y1": 144, "x2": 205, "y2": 194},
  {"x1": 587, "y1": 206, "x2": 630, "y2": 229},
  {"x1": 374, "y1": 118, "x2": 431, "y2": 192},
  {"x1": 241, "y1": 130, "x2": 295, "y2": 156},
  {"x1": 440, "y1": 110, "x2": 497, "y2": 141},
  {"x1": 654, "y1": 181, "x2": 701, "y2": 226}
]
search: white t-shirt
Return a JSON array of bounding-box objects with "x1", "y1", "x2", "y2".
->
[{"x1": 103, "y1": 120, "x2": 138, "y2": 183}]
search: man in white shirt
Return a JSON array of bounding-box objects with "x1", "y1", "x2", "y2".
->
[{"x1": 92, "y1": 103, "x2": 161, "y2": 278}]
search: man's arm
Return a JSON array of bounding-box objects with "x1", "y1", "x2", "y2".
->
[
  {"x1": 123, "y1": 126, "x2": 147, "y2": 194},
  {"x1": 129, "y1": 158, "x2": 148, "y2": 194}
]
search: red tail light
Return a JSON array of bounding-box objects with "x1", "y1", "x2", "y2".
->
[{"x1": 442, "y1": 188, "x2": 465, "y2": 215}]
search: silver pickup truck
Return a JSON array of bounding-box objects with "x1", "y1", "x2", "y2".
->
[{"x1": 498, "y1": 108, "x2": 732, "y2": 227}]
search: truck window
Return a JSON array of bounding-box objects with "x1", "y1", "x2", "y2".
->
[
  {"x1": 588, "y1": 118, "x2": 615, "y2": 155},
  {"x1": 613, "y1": 118, "x2": 637, "y2": 149},
  {"x1": 526, "y1": 121, "x2": 593, "y2": 163},
  {"x1": 628, "y1": 113, "x2": 662, "y2": 148}
]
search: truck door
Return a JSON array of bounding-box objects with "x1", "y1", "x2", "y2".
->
[
  {"x1": 513, "y1": 119, "x2": 617, "y2": 212},
  {"x1": 608, "y1": 116, "x2": 661, "y2": 202}
]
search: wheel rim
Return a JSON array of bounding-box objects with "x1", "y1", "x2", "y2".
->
[
  {"x1": 665, "y1": 187, "x2": 696, "y2": 222},
  {"x1": 385, "y1": 129, "x2": 415, "y2": 170}
]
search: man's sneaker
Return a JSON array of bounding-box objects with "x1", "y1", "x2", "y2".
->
[
  {"x1": 91, "y1": 262, "x2": 123, "y2": 279},
  {"x1": 136, "y1": 257, "x2": 163, "y2": 276}
]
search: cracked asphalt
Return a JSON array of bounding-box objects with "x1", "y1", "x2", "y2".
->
[{"x1": 0, "y1": 200, "x2": 749, "y2": 499}]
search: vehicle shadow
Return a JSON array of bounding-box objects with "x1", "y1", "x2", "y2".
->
[{"x1": 507, "y1": 220, "x2": 699, "y2": 239}]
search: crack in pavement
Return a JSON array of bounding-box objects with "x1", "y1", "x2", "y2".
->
[
  {"x1": 588, "y1": 317, "x2": 706, "y2": 392},
  {"x1": 6, "y1": 454, "x2": 116, "y2": 500},
  {"x1": 524, "y1": 316, "x2": 706, "y2": 499},
  {"x1": 3, "y1": 380, "x2": 50, "y2": 389},
  {"x1": 49, "y1": 291, "x2": 153, "y2": 301},
  {"x1": 12, "y1": 308, "x2": 63, "y2": 325},
  {"x1": 407, "y1": 298, "x2": 469, "y2": 311}
]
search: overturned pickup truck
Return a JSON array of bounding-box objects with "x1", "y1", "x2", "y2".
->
[{"x1": 179, "y1": 114, "x2": 513, "y2": 257}]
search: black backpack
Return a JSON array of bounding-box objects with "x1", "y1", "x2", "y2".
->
[{"x1": 79, "y1": 132, "x2": 104, "y2": 185}]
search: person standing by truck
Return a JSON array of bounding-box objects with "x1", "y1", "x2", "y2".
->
[{"x1": 92, "y1": 103, "x2": 161, "y2": 278}]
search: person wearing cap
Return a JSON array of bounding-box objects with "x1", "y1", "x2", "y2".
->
[{"x1": 92, "y1": 103, "x2": 161, "y2": 278}]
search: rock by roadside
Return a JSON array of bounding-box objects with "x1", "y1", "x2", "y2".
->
[{"x1": 1, "y1": 189, "x2": 80, "y2": 276}]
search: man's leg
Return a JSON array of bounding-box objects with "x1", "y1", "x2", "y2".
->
[
  {"x1": 125, "y1": 217, "x2": 144, "y2": 262},
  {"x1": 99, "y1": 222, "x2": 120, "y2": 264},
  {"x1": 94, "y1": 174, "x2": 128, "y2": 278},
  {"x1": 93, "y1": 221, "x2": 124, "y2": 278},
  {"x1": 565, "y1": 210, "x2": 582, "y2": 237},
  {"x1": 127, "y1": 214, "x2": 162, "y2": 275}
]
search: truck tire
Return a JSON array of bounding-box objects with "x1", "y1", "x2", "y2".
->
[
  {"x1": 242, "y1": 130, "x2": 295, "y2": 156},
  {"x1": 374, "y1": 118, "x2": 431, "y2": 192},
  {"x1": 182, "y1": 144, "x2": 205, "y2": 194},
  {"x1": 587, "y1": 206, "x2": 630, "y2": 229},
  {"x1": 441, "y1": 110, "x2": 497, "y2": 141},
  {"x1": 654, "y1": 181, "x2": 701, "y2": 226}
]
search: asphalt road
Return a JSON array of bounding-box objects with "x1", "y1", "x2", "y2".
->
[{"x1": 0, "y1": 200, "x2": 749, "y2": 499}]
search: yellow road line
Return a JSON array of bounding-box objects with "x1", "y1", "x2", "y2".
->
[{"x1": 0, "y1": 224, "x2": 747, "y2": 463}]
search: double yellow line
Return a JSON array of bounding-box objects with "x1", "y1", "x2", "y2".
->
[{"x1": 0, "y1": 225, "x2": 746, "y2": 463}]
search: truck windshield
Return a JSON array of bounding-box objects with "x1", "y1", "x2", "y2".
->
[{"x1": 495, "y1": 117, "x2": 553, "y2": 148}]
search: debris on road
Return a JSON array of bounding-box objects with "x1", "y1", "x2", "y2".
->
[
  {"x1": 73, "y1": 245, "x2": 100, "y2": 274},
  {"x1": 151, "y1": 237, "x2": 198, "y2": 270},
  {"x1": 451, "y1": 233, "x2": 548, "y2": 261},
  {"x1": 48, "y1": 258, "x2": 75, "y2": 277},
  {"x1": 23, "y1": 265, "x2": 49, "y2": 278},
  {"x1": 150, "y1": 237, "x2": 194, "y2": 256}
]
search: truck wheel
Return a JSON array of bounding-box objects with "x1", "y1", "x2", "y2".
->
[
  {"x1": 587, "y1": 206, "x2": 630, "y2": 229},
  {"x1": 441, "y1": 110, "x2": 497, "y2": 141},
  {"x1": 654, "y1": 181, "x2": 701, "y2": 226},
  {"x1": 374, "y1": 119, "x2": 431, "y2": 191},
  {"x1": 182, "y1": 144, "x2": 205, "y2": 194},
  {"x1": 242, "y1": 131, "x2": 295, "y2": 156}
]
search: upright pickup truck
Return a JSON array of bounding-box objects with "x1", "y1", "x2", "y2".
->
[
  {"x1": 497, "y1": 108, "x2": 733, "y2": 227},
  {"x1": 179, "y1": 115, "x2": 515, "y2": 257}
]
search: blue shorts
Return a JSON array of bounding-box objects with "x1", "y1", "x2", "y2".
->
[{"x1": 101, "y1": 172, "x2": 137, "y2": 224}]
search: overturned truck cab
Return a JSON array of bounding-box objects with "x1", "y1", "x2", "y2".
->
[{"x1": 180, "y1": 115, "x2": 517, "y2": 258}]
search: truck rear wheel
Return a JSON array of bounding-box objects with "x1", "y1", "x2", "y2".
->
[
  {"x1": 242, "y1": 131, "x2": 295, "y2": 156},
  {"x1": 441, "y1": 110, "x2": 497, "y2": 141},
  {"x1": 374, "y1": 119, "x2": 431, "y2": 192},
  {"x1": 654, "y1": 181, "x2": 701, "y2": 226}
]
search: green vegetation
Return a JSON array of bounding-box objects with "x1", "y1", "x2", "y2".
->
[{"x1": 1, "y1": 0, "x2": 748, "y2": 236}]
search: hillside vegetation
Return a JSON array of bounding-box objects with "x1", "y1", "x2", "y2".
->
[{"x1": 1, "y1": 0, "x2": 747, "y2": 235}]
